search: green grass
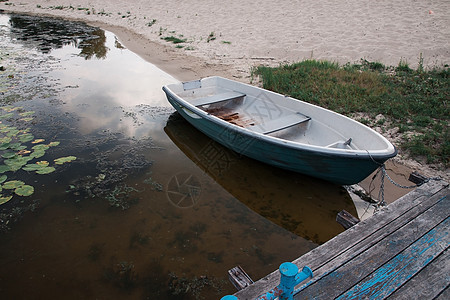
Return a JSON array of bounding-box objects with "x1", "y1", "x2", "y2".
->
[
  {"x1": 207, "y1": 32, "x2": 216, "y2": 43},
  {"x1": 161, "y1": 36, "x2": 186, "y2": 44},
  {"x1": 253, "y1": 59, "x2": 449, "y2": 166}
]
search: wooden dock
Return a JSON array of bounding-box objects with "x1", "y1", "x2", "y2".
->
[{"x1": 234, "y1": 179, "x2": 449, "y2": 299}]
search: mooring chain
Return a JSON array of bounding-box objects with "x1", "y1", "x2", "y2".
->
[
  {"x1": 381, "y1": 165, "x2": 419, "y2": 189},
  {"x1": 375, "y1": 164, "x2": 443, "y2": 209},
  {"x1": 365, "y1": 149, "x2": 443, "y2": 209}
]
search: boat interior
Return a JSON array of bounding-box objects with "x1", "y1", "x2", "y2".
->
[{"x1": 170, "y1": 77, "x2": 391, "y2": 152}]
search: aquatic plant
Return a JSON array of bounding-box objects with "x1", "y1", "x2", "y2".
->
[
  {"x1": 143, "y1": 172, "x2": 163, "y2": 191},
  {"x1": 105, "y1": 184, "x2": 139, "y2": 210},
  {"x1": 104, "y1": 261, "x2": 138, "y2": 291},
  {"x1": 0, "y1": 106, "x2": 76, "y2": 204},
  {"x1": 65, "y1": 136, "x2": 152, "y2": 207},
  {"x1": 168, "y1": 272, "x2": 224, "y2": 299}
]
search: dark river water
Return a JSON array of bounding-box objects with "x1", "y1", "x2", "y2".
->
[{"x1": 0, "y1": 13, "x2": 357, "y2": 299}]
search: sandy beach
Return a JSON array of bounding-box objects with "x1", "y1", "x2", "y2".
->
[
  {"x1": 2, "y1": 0, "x2": 449, "y2": 81},
  {"x1": 1, "y1": 0, "x2": 449, "y2": 184}
]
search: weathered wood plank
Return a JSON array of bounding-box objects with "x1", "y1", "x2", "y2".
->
[
  {"x1": 389, "y1": 248, "x2": 450, "y2": 299},
  {"x1": 296, "y1": 181, "x2": 449, "y2": 272},
  {"x1": 336, "y1": 210, "x2": 360, "y2": 229},
  {"x1": 408, "y1": 171, "x2": 429, "y2": 185},
  {"x1": 295, "y1": 194, "x2": 449, "y2": 299},
  {"x1": 234, "y1": 181, "x2": 448, "y2": 300},
  {"x1": 435, "y1": 285, "x2": 449, "y2": 300},
  {"x1": 292, "y1": 187, "x2": 449, "y2": 293},
  {"x1": 335, "y1": 217, "x2": 449, "y2": 299},
  {"x1": 228, "y1": 265, "x2": 254, "y2": 291}
]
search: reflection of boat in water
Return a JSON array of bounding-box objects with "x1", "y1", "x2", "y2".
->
[
  {"x1": 163, "y1": 77, "x2": 397, "y2": 185},
  {"x1": 164, "y1": 113, "x2": 358, "y2": 244}
]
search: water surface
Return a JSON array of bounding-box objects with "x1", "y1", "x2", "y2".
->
[{"x1": 0, "y1": 13, "x2": 356, "y2": 299}]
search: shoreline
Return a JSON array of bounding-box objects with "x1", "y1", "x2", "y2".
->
[
  {"x1": 1, "y1": 2, "x2": 448, "y2": 194},
  {"x1": 2, "y1": 0, "x2": 449, "y2": 82}
]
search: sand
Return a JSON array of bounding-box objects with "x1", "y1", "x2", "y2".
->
[
  {"x1": 2, "y1": 0, "x2": 449, "y2": 186},
  {"x1": 2, "y1": 0, "x2": 449, "y2": 81}
]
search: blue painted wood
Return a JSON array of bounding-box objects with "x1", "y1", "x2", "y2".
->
[
  {"x1": 254, "y1": 263, "x2": 313, "y2": 300},
  {"x1": 295, "y1": 194, "x2": 449, "y2": 299},
  {"x1": 336, "y1": 217, "x2": 449, "y2": 299},
  {"x1": 233, "y1": 182, "x2": 449, "y2": 300},
  {"x1": 389, "y1": 247, "x2": 450, "y2": 299}
]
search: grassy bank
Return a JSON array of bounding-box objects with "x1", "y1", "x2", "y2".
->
[{"x1": 253, "y1": 60, "x2": 449, "y2": 167}]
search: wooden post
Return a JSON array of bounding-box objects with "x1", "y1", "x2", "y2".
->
[
  {"x1": 336, "y1": 210, "x2": 360, "y2": 229},
  {"x1": 408, "y1": 171, "x2": 428, "y2": 185},
  {"x1": 228, "y1": 265, "x2": 254, "y2": 291}
]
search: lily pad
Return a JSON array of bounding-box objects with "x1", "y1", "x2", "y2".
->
[
  {"x1": 48, "y1": 141, "x2": 60, "y2": 147},
  {"x1": 32, "y1": 144, "x2": 49, "y2": 151},
  {"x1": 2, "y1": 152, "x2": 17, "y2": 159},
  {"x1": 0, "y1": 175, "x2": 7, "y2": 183},
  {"x1": 14, "y1": 185, "x2": 34, "y2": 196},
  {"x1": 0, "y1": 165, "x2": 10, "y2": 173},
  {"x1": 0, "y1": 195, "x2": 13, "y2": 205},
  {"x1": 19, "y1": 133, "x2": 34, "y2": 143},
  {"x1": 9, "y1": 143, "x2": 24, "y2": 150},
  {"x1": 0, "y1": 112, "x2": 14, "y2": 119},
  {"x1": 20, "y1": 117, "x2": 34, "y2": 122},
  {"x1": 1, "y1": 106, "x2": 15, "y2": 112},
  {"x1": 22, "y1": 164, "x2": 42, "y2": 171},
  {"x1": 32, "y1": 139, "x2": 45, "y2": 144},
  {"x1": 3, "y1": 180, "x2": 25, "y2": 189},
  {"x1": 54, "y1": 156, "x2": 77, "y2": 165},
  {"x1": 5, "y1": 156, "x2": 32, "y2": 171},
  {"x1": 19, "y1": 111, "x2": 35, "y2": 117},
  {"x1": 0, "y1": 137, "x2": 12, "y2": 144},
  {"x1": 6, "y1": 128, "x2": 20, "y2": 137},
  {"x1": 22, "y1": 161, "x2": 50, "y2": 172},
  {"x1": 17, "y1": 149, "x2": 31, "y2": 155},
  {"x1": 15, "y1": 145, "x2": 27, "y2": 151},
  {"x1": 1, "y1": 106, "x2": 21, "y2": 112},
  {"x1": 30, "y1": 149, "x2": 46, "y2": 159},
  {"x1": 36, "y1": 166, "x2": 56, "y2": 174},
  {"x1": 0, "y1": 142, "x2": 10, "y2": 150}
]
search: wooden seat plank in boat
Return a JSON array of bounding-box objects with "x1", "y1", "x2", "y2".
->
[
  {"x1": 248, "y1": 113, "x2": 311, "y2": 134},
  {"x1": 190, "y1": 91, "x2": 245, "y2": 107}
]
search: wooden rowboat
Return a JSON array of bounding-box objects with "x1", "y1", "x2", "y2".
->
[{"x1": 162, "y1": 76, "x2": 397, "y2": 185}]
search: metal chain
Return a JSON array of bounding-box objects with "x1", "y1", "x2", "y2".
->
[
  {"x1": 365, "y1": 150, "x2": 442, "y2": 209},
  {"x1": 374, "y1": 164, "x2": 442, "y2": 208},
  {"x1": 381, "y1": 165, "x2": 419, "y2": 189},
  {"x1": 377, "y1": 167, "x2": 386, "y2": 206}
]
